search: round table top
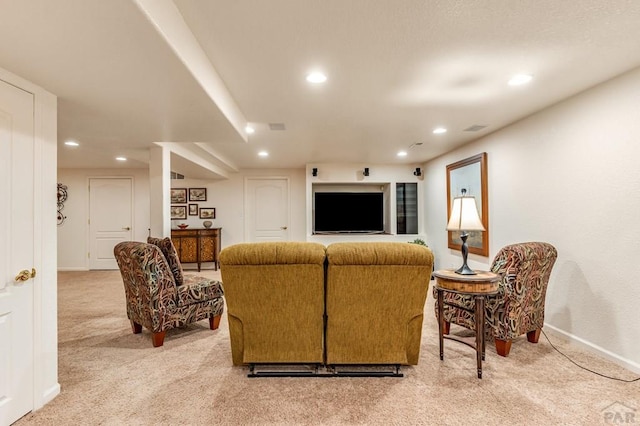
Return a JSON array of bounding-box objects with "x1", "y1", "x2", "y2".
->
[{"x1": 433, "y1": 269, "x2": 500, "y2": 294}]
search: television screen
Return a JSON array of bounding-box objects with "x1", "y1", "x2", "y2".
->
[{"x1": 314, "y1": 192, "x2": 384, "y2": 233}]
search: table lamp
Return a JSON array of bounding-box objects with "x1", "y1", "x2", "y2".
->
[{"x1": 447, "y1": 188, "x2": 485, "y2": 275}]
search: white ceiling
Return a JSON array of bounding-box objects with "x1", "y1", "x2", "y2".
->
[{"x1": 2, "y1": 0, "x2": 640, "y2": 178}]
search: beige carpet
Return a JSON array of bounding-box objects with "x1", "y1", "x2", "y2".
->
[{"x1": 16, "y1": 270, "x2": 639, "y2": 425}]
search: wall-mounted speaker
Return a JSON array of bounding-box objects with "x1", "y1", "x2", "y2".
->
[
  {"x1": 413, "y1": 167, "x2": 422, "y2": 177},
  {"x1": 312, "y1": 167, "x2": 318, "y2": 177},
  {"x1": 363, "y1": 167, "x2": 370, "y2": 177}
]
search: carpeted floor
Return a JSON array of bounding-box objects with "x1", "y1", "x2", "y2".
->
[{"x1": 16, "y1": 270, "x2": 640, "y2": 425}]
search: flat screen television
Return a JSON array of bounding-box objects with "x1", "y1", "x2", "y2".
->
[{"x1": 314, "y1": 192, "x2": 384, "y2": 233}]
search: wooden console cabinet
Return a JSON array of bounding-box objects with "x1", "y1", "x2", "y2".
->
[{"x1": 171, "y1": 228, "x2": 222, "y2": 271}]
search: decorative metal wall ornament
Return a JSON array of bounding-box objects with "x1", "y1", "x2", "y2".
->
[{"x1": 57, "y1": 183, "x2": 68, "y2": 225}]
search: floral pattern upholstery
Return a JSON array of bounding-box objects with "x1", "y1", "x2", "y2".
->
[
  {"x1": 147, "y1": 236, "x2": 185, "y2": 286},
  {"x1": 435, "y1": 242, "x2": 557, "y2": 346},
  {"x1": 114, "y1": 241, "x2": 224, "y2": 343}
]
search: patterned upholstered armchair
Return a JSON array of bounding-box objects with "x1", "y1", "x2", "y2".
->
[
  {"x1": 114, "y1": 240, "x2": 224, "y2": 347},
  {"x1": 436, "y1": 242, "x2": 557, "y2": 357}
]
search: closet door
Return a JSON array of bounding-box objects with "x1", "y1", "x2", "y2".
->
[
  {"x1": 88, "y1": 177, "x2": 133, "y2": 269},
  {"x1": 244, "y1": 177, "x2": 290, "y2": 241},
  {"x1": 0, "y1": 78, "x2": 36, "y2": 425}
]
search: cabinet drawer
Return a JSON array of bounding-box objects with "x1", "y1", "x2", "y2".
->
[{"x1": 172, "y1": 230, "x2": 199, "y2": 237}]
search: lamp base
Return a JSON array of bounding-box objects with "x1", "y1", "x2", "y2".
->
[
  {"x1": 454, "y1": 263, "x2": 477, "y2": 275},
  {"x1": 455, "y1": 232, "x2": 477, "y2": 275}
]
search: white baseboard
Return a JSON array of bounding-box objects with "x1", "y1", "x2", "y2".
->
[
  {"x1": 57, "y1": 267, "x2": 89, "y2": 271},
  {"x1": 41, "y1": 383, "x2": 60, "y2": 406},
  {"x1": 544, "y1": 323, "x2": 640, "y2": 375}
]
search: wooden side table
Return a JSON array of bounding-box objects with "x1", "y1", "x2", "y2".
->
[{"x1": 433, "y1": 269, "x2": 500, "y2": 378}]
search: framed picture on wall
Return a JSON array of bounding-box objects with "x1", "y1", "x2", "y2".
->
[
  {"x1": 446, "y1": 152, "x2": 489, "y2": 256},
  {"x1": 171, "y1": 205, "x2": 187, "y2": 220},
  {"x1": 199, "y1": 208, "x2": 216, "y2": 219},
  {"x1": 189, "y1": 188, "x2": 207, "y2": 202},
  {"x1": 188, "y1": 204, "x2": 198, "y2": 216},
  {"x1": 171, "y1": 188, "x2": 187, "y2": 204}
]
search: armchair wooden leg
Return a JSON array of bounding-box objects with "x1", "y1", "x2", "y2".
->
[
  {"x1": 527, "y1": 328, "x2": 541, "y2": 343},
  {"x1": 443, "y1": 320, "x2": 450, "y2": 335},
  {"x1": 131, "y1": 321, "x2": 142, "y2": 334},
  {"x1": 152, "y1": 331, "x2": 166, "y2": 347},
  {"x1": 495, "y1": 339, "x2": 512, "y2": 357},
  {"x1": 209, "y1": 314, "x2": 221, "y2": 330}
]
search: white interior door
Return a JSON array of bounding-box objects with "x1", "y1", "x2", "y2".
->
[
  {"x1": 89, "y1": 177, "x2": 133, "y2": 269},
  {"x1": 0, "y1": 79, "x2": 35, "y2": 425},
  {"x1": 245, "y1": 177, "x2": 290, "y2": 241}
]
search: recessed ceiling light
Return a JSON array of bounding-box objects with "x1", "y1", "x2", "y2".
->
[
  {"x1": 245, "y1": 125, "x2": 255, "y2": 134},
  {"x1": 64, "y1": 141, "x2": 79, "y2": 147},
  {"x1": 306, "y1": 72, "x2": 327, "y2": 84},
  {"x1": 433, "y1": 127, "x2": 447, "y2": 134},
  {"x1": 508, "y1": 74, "x2": 533, "y2": 86},
  {"x1": 258, "y1": 151, "x2": 269, "y2": 157},
  {"x1": 115, "y1": 157, "x2": 127, "y2": 161},
  {"x1": 397, "y1": 151, "x2": 407, "y2": 157}
]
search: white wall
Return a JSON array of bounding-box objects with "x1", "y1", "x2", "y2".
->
[
  {"x1": 423, "y1": 67, "x2": 640, "y2": 371},
  {"x1": 57, "y1": 168, "x2": 150, "y2": 270},
  {"x1": 171, "y1": 168, "x2": 307, "y2": 248},
  {"x1": 58, "y1": 168, "x2": 304, "y2": 267},
  {"x1": 169, "y1": 164, "x2": 424, "y2": 248},
  {"x1": 59, "y1": 164, "x2": 423, "y2": 262}
]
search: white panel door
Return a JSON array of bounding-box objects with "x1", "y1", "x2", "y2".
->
[
  {"x1": 245, "y1": 178, "x2": 290, "y2": 241},
  {"x1": 0, "y1": 79, "x2": 35, "y2": 425},
  {"x1": 89, "y1": 178, "x2": 133, "y2": 269}
]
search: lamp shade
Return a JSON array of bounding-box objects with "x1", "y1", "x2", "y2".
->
[{"x1": 447, "y1": 196, "x2": 485, "y2": 231}]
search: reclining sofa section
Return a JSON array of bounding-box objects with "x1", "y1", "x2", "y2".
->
[
  {"x1": 220, "y1": 242, "x2": 327, "y2": 366},
  {"x1": 220, "y1": 241, "x2": 434, "y2": 368},
  {"x1": 325, "y1": 242, "x2": 434, "y2": 366}
]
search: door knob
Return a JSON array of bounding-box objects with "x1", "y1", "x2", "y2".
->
[
  {"x1": 15, "y1": 270, "x2": 31, "y2": 282},
  {"x1": 280, "y1": 226, "x2": 288, "y2": 230},
  {"x1": 122, "y1": 227, "x2": 131, "y2": 231}
]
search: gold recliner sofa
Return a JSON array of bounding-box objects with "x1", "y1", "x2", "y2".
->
[
  {"x1": 219, "y1": 242, "x2": 327, "y2": 366},
  {"x1": 325, "y1": 242, "x2": 434, "y2": 365},
  {"x1": 220, "y1": 241, "x2": 434, "y2": 367}
]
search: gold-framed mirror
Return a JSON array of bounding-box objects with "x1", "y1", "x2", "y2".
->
[{"x1": 446, "y1": 152, "x2": 489, "y2": 257}]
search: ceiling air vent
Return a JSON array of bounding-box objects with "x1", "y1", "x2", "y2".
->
[
  {"x1": 464, "y1": 125, "x2": 487, "y2": 132},
  {"x1": 269, "y1": 123, "x2": 286, "y2": 131}
]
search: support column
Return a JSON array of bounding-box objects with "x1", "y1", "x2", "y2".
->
[{"x1": 149, "y1": 146, "x2": 171, "y2": 237}]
